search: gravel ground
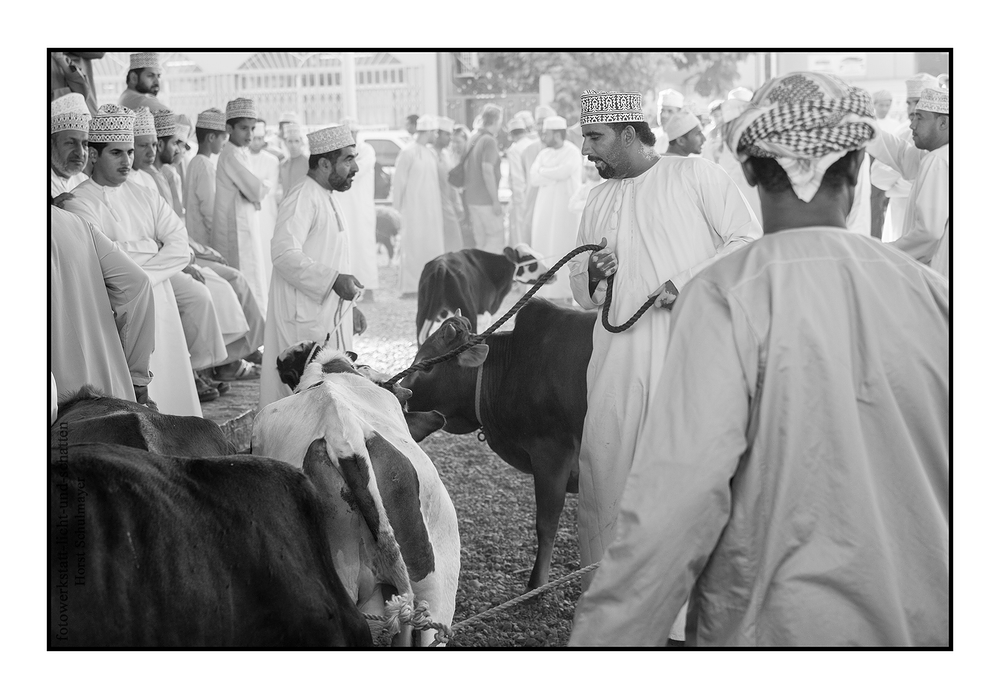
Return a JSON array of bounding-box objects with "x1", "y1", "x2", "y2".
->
[{"x1": 209, "y1": 262, "x2": 584, "y2": 647}]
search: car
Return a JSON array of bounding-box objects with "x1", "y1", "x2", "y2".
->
[{"x1": 356, "y1": 129, "x2": 411, "y2": 204}]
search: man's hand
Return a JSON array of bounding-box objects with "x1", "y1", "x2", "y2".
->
[
  {"x1": 332, "y1": 273, "x2": 364, "y2": 301},
  {"x1": 183, "y1": 265, "x2": 206, "y2": 284},
  {"x1": 588, "y1": 237, "x2": 618, "y2": 281},
  {"x1": 648, "y1": 280, "x2": 680, "y2": 310},
  {"x1": 52, "y1": 192, "x2": 75, "y2": 209},
  {"x1": 492, "y1": 201, "x2": 503, "y2": 217},
  {"x1": 353, "y1": 307, "x2": 368, "y2": 336}
]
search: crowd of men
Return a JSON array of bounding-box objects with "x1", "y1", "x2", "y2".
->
[{"x1": 50, "y1": 51, "x2": 949, "y2": 646}]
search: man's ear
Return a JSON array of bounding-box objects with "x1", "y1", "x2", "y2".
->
[
  {"x1": 740, "y1": 160, "x2": 758, "y2": 187},
  {"x1": 938, "y1": 114, "x2": 950, "y2": 132}
]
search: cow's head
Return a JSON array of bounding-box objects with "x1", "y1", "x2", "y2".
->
[
  {"x1": 400, "y1": 316, "x2": 489, "y2": 426},
  {"x1": 277, "y1": 341, "x2": 359, "y2": 391},
  {"x1": 505, "y1": 243, "x2": 553, "y2": 285}
]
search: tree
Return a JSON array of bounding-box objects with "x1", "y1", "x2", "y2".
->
[{"x1": 669, "y1": 52, "x2": 752, "y2": 97}]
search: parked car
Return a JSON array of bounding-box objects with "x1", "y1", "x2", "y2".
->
[{"x1": 355, "y1": 129, "x2": 411, "y2": 204}]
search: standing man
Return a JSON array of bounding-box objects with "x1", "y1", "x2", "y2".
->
[
  {"x1": 393, "y1": 115, "x2": 444, "y2": 296},
  {"x1": 51, "y1": 205, "x2": 155, "y2": 404},
  {"x1": 248, "y1": 119, "x2": 283, "y2": 286},
  {"x1": 432, "y1": 115, "x2": 464, "y2": 253},
  {"x1": 334, "y1": 117, "x2": 380, "y2": 300},
  {"x1": 663, "y1": 109, "x2": 705, "y2": 157},
  {"x1": 570, "y1": 73, "x2": 948, "y2": 647},
  {"x1": 505, "y1": 117, "x2": 531, "y2": 247},
  {"x1": 279, "y1": 122, "x2": 309, "y2": 195},
  {"x1": 867, "y1": 87, "x2": 950, "y2": 264},
  {"x1": 651, "y1": 88, "x2": 684, "y2": 155},
  {"x1": 567, "y1": 90, "x2": 761, "y2": 628},
  {"x1": 522, "y1": 105, "x2": 556, "y2": 245},
  {"x1": 185, "y1": 108, "x2": 227, "y2": 247},
  {"x1": 463, "y1": 104, "x2": 505, "y2": 253},
  {"x1": 50, "y1": 93, "x2": 90, "y2": 204},
  {"x1": 529, "y1": 115, "x2": 582, "y2": 302},
  {"x1": 259, "y1": 125, "x2": 364, "y2": 409},
  {"x1": 118, "y1": 52, "x2": 170, "y2": 113},
  {"x1": 64, "y1": 104, "x2": 201, "y2": 416},
  {"x1": 869, "y1": 89, "x2": 900, "y2": 238},
  {"x1": 214, "y1": 97, "x2": 269, "y2": 313}
]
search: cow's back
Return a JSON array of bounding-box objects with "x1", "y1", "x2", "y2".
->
[
  {"x1": 417, "y1": 250, "x2": 514, "y2": 338},
  {"x1": 49, "y1": 443, "x2": 372, "y2": 647}
]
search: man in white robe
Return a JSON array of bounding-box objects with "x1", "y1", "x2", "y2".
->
[
  {"x1": 118, "y1": 52, "x2": 170, "y2": 114},
  {"x1": 867, "y1": 87, "x2": 950, "y2": 264},
  {"x1": 431, "y1": 115, "x2": 464, "y2": 253},
  {"x1": 334, "y1": 117, "x2": 380, "y2": 296},
  {"x1": 279, "y1": 123, "x2": 310, "y2": 197},
  {"x1": 50, "y1": 205, "x2": 154, "y2": 403},
  {"x1": 521, "y1": 106, "x2": 556, "y2": 245},
  {"x1": 570, "y1": 73, "x2": 949, "y2": 647},
  {"x1": 663, "y1": 109, "x2": 705, "y2": 158},
  {"x1": 185, "y1": 108, "x2": 227, "y2": 247},
  {"x1": 259, "y1": 124, "x2": 364, "y2": 409},
  {"x1": 568, "y1": 90, "x2": 761, "y2": 627},
  {"x1": 64, "y1": 105, "x2": 201, "y2": 416},
  {"x1": 393, "y1": 115, "x2": 444, "y2": 296},
  {"x1": 651, "y1": 88, "x2": 684, "y2": 156},
  {"x1": 530, "y1": 115, "x2": 582, "y2": 301},
  {"x1": 152, "y1": 111, "x2": 187, "y2": 217},
  {"x1": 505, "y1": 116, "x2": 531, "y2": 247},
  {"x1": 213, "y1": 97, "x2": 270, "y2": 314},
  {"x1": 248, "y1": 119, "x2": 282, "y2": 287},
  {"x1": 50, "y1": 93, "x2": 90, "y2": 204}
]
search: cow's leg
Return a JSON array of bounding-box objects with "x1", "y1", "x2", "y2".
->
[{"x1": 526, "y1": 444, "x2": 573, "y2": 590}]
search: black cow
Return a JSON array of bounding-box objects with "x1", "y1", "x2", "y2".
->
[
  {"x1": 400, "y1": 298, "x2": 596, "y2": 589},
  {"x1": 415, "y1": 245, "x2": 551, "y2": 345},
  {"x1": 52, "y1": 386, "x2": 235, "y2": 457},
  {"x1": 49, "y1": 442, "x2": 373, "y2": 647},
  {"x1": 376, "y1": 205, "x2": 401, "y2": 260}
]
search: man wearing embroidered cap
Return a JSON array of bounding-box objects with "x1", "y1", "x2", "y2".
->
[
  {"x1": 119, "y1": 52, "x2": 170, "y2": 113},
  {"x1": 528, "y1": 115, "x2": 581, "y2": 301},
  {"x1": 651, "y1": 88, "x2": 684, "y2": 155},
  {"x1": 505, "y1": 116, "x2": 531, "y2": 247},
  {"x1": 393, "y1": 114, "x2": 445, "y2": 296},
  {"x1": 867, "y1": 86, "x2": 950, "y2": 265},
  {"x1": 259, "y1": 124, "x2": 365, "y2": 409},
  {"x1": 185, "y1": 108, "x2": 228, "y2": 246},
  {"x1": 426, "y1": 116, "x2": 462, "y2": 254},
  {"x1": 279, "y1": 123, "x2": 310, "y2": 195},
  {"x1": 51, "y1": 93, "x2": 92, "y2": 204},
  {"x1": 64, "y1": 104, "x2": 204, "y2": 416},
  {"x1": 213, "y1": 97, "x2": 270, "y2": 313},
  {"x1": 152, "y1": 110, "x2": 185, "y2": 217},
  {"x1": 571, "y1": 72, "x2": 948, "y2": 647},
  {"x1": 568, "y1": 89, "x2": 761, "y2": 642},
  {"x1": 663, "y1": 109, "x2": 705, "y2": 158}
]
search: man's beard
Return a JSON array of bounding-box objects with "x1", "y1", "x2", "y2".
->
[
  {"x1": 590, "y1": 157, "x2": 619, "y2": 180},
  {"x1": 53, "y1": 154, "x2": 84, "y2": 177},
  {"x1": 330, "y1": 173, "x2": 354, "y2": 192}
]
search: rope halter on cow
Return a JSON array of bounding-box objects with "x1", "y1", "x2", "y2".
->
[{"x1": 382, "y1": 243, "x2": 659, "y2": 389}]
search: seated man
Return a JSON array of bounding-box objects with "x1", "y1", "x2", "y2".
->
[
  {"x1": 50, "y1": 93, "x2": 91, "y2": 205},
  {"x1": 570, "y1": 72, "x2": 949, "y2": 647}
]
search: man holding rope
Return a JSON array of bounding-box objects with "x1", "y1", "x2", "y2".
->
[
  {"x1": 259, "y1": 124, "x2": 366, "y2": 409},
  {"x1": 567, "y1": 90, "x2": 761, "y2": 643}
]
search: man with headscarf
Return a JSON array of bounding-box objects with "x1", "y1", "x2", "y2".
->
[
  {"x1": 394, "y1": 115, "x2": 445, "y2": 296},
  {"x1": 529, "y1": 115, "x2": 582, "y2": 302},
  {"x1": 51, "y1": 205, "x2": 155, "y2": 404},
  {"x1": 50, "y1": 93, "x2": 91, "y2": 205},
  {"x1": 570, "y1": 72, "x2": 948, "y2": 647},
  {"x1": 64, "y1": 105, "x2": 202, "y2": 416},
  {"x1": 663, "y1": 109, "x2": 705, "y2": 158},
  {"x1": 867, "y1": 86, "x2": 950, "y2": 265},
  {"x1": 567, "y1": 90, "x2": 761, "y2": 644},
  {"x1": 334, "y1": 117, "x2": 380, "y2": 298},
  {"x1": 118, "y1": 52, "x2": 170, "y2": 113},
  {"x1": 259, "y1": 124, "x2": 364, "y2": 409},
  {"x1": 651, "y1": 88, "x2": 684, "y2": 155},
  {"x1": 869, "y1": 73, "x2": 938, "y2": 242}
]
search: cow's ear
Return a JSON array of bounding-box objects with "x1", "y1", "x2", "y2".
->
[
  {"x1": 404, "y1": 410, "x2": 447, "y2": 442},
  {"x1": 454, "y1": 308, "x2": 463, "y2": 318},
  {"x1": 457, "y1": 343, "x2": 489, "y2": 367},
  {"x1": 346, "y1": 351, "x2": 358, "y2": 362},
  {"x1": 503, "y1": 246, "x2": 516, "y2": 263}
]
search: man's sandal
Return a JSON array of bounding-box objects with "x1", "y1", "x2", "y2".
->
[{"x1": 213, "y1": 359, "x2": 261, "y2": 382}]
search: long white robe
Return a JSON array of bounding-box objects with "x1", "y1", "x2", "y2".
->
[
  {"x1": 506, "y1": 137, "x2": 531, "y2": 247},
  {"x1": 334, "y1": 140, "x2": 380, "y2": 289},
  {"x1": 716, "y1": 146, "x2": 763, "y2": 224},
  {"x1": 568, "y1": 156, "x2": 762, "y2": 587},
  {"x1": 213, "y1": 141, "x2": 269, "y2": 313},
  {"x1": 393, "y1": 142, "x2": 444, "y2": 294},
  {"x1": 530, "y1": 142, "x2": 583, "y2": 299},
  {"x1": 570, "y1": 228, "x2": 949, "y2": 647},
  {"x1": 65, "y1": 178, "x2": 201, "y2": 416},
  {"x1": 184, "y1": 154, "x2": 215, "y2": 247},
  {"x1": 867, "y1": 130, "x2": 950, "y2": 264},
  {"x1": 869, "y1": 123, "x2": 914, "y2": 243},
  {"x1": 435, "y1": 146, "x2": 464, "y2": 253},
  {"x1": 845, "y1": 153, "x2": 872, "y2": 236},
  {"x1": 259, "y1": 176, "x2": 354, "y2": 410},
  {"x1": 50, "y1": 205, "x2": 155, "y2": 402},
  {"x1": 248, "y1": 147, "x2": 282, "y2": 289}
]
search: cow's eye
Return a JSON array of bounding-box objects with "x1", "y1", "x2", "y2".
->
[{"x1": 528, "y1": 262, "x2": 538, "y2": 273}]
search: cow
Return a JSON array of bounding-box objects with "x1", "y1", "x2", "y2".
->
[
  {"x1": 49, "y1": 442, "x2": 373, "y2": 647},
  {"x1": 255, "y1": 345, "x2": 460, "y2": 646},
  {"x1": 375, "y1": 205, "x2": 401, "y2": 261},
  {"x1": 52, "y1": 385, "x2": 235, "y2": 457},
  {"x1": 415, "y1": 244, "x2": 552, "y2": 346},
  {"x1": 400, "y1": 297, "x2": 596, "y2": 590}
]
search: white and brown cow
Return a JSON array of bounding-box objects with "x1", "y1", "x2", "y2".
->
[{"x1": 254, "y1": 345, "x2": 459, "y2": 646}]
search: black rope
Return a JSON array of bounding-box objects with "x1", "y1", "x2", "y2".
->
[{"x1": 382, "y1": 243, "x2": 658, "y2": 388}]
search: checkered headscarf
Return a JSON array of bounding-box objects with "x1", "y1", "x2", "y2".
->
[{"x1": 722, "y1": 72, "x2": 877, "y2": 202}]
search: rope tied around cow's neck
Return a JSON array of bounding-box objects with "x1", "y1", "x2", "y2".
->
[{"x1": 381, "y1": 243, "x2": 658, "y2": 389}]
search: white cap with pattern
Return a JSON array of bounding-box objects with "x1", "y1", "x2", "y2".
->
[
  {"x1": 906, "y1": 73, "x2": 939, "y2": 99},
  {"x1": 915, "y1": 87, "x2": 949, "y2": 114},
  {"x1": 307, "y1": 124, "x2": 355, "y2": 155},
  {"x1": 580, "y1": 90, "x2": 644, "y2": 126},
  {"x1": 129, "y1": 52, "x2": 160, "y2": 71},
  {"x1": 89, "y1": 104, "x2": 136, "y2": 143},
  {"x1": 153, "y1": 110, "x2": 177, "y2": 138},
  {"x1": 51, "y1": 93, "x2": 91, "y2": 134},
  {"x1": 665, "y1": 110, "x2": 701, "y2": 142},
  {"x1": 133, "y1": 107, "x2": 157, "y2": 137},
  {"x1": 226, "y1": 97, "x2": 257, "y2": 122}
]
